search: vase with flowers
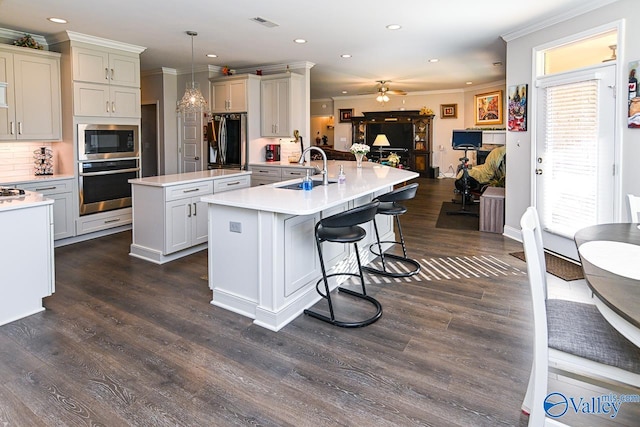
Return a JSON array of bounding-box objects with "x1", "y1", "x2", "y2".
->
[{"x1": 350, "y1": 143, "x2": 370, "y2": 168}]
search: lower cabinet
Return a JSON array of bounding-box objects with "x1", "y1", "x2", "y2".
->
[
  {"x1": 18, "y1": 178, "x2": 74, "y2": 241},
  {"x1": 165, "y1": 196, "x2": 209, "y2": 254},
  {"x1": 130, "y1": 174, "x2": 250, "y2": 264}
]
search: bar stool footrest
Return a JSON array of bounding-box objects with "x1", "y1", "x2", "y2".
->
[
  {"x1": 304, "y1": 287, "x2": 382, "y2": 328},
  {"x1": 365, "y1": 241, "x2": 421, "y2": 278}
]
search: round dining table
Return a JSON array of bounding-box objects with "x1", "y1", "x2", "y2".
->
[{"x1": 574, "y1": 223, "x2": 640, "y2": 347}]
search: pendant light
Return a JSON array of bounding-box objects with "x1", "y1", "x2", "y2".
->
[{"x1": 177, "y1": 31, "x2": 209, "y2": 114}]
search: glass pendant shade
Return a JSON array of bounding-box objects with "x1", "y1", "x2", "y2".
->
[
  {"x1": 176, "y1": 31, "x2": 209, "y2": 115},
  {"x1": 177, "y1": 81, "x2": 208, "y2": 114}
]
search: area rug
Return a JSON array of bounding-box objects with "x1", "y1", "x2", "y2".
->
[
  {"x1": 509, "y1": 251, "x2": 584, "y2": 281},
  {"x1": 435, "y1": 201, "x2": 479, "y2": 230}
]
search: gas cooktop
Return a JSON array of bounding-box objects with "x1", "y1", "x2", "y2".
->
[{"x1": 0, "y1": 187, "x2": 25, "y2": 198}]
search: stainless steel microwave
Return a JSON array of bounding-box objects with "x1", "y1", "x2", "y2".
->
[{"x1": 78, "y1": 124, "x2": 139, "y2": 160}]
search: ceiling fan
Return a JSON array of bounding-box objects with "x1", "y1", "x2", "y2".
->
[{"x1": 371, "y1": 80, "x2": 407, "y2": 103}]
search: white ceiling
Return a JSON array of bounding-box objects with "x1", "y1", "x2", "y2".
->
[{"x1": 0, "y1": 0, "x2": 612, "y2": 99}]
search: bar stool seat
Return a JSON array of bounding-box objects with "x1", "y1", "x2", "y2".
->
[
  {"x1": 364, "y1": 183, "x2": 421, "y2": 278},
  {"x1": 304, "y1": 201, "x2": 383, "y2": 328}
]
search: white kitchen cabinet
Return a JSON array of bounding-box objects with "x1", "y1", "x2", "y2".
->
[
  {"x1": 72, "y1": 46, "x2": 140, "y2": 87},
  {"x1": 129, "y1": 171, "x2": 250, "y2": 264},
  {"x1": 260, "y1": 73, "x2": 303, "y2": 137},
  {"x1": 0, "y1": 45, "x2": 61, "y2": 141},
  {"x1": 73, "y1": 82, "x2": 140, "y2": 118},
  {"x1": 248, "y1": 164, "x2": 316, "y2": 187},
  {"x1": 210, "y1": 75, "x2": 255, "y2": 113},
  {"x1": 20, "y1": 178, "x2": 75, "y2": 241}
]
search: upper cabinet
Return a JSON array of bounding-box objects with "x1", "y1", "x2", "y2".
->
[
  {"x1": 0, "y1": 45, "x2": 61, "y2": 141},
  {"x1": 50, "y1": 32, "x2": 146, "y2": 120},
  {"x1": 210, "y1": 74, "x2": 259, "y2": 113},
  {"x1": 72, "y1": 47, "x2": 140, "y2": 87},
  {"x1": 260, "y1": 73, "x2": 303, "y2": 138}
]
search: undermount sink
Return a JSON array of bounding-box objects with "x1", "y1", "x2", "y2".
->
[{"x1": 276, "y1": 179, "x2": 337, "y2": 190}]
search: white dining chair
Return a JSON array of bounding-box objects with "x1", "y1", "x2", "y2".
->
[
  {"x1": 627, "y1": 194, "x2": 640, "y2": 222},
  {"x1": 520, "y1": 207, "x2": 640, "y2": 426}
]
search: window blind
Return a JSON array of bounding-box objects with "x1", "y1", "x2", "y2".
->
[{"x1": 541, "y1": 79, "x2": 599, "y2": 238}]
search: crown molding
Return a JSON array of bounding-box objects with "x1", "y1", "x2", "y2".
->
[
  {"x1": 48, "y1": 30, "x2": 146, "y2": 54},
  {"x1": 501, "y1": 0, "x2": 620, "y2": 42},
  {"x1": 141, "y1": 67, "x2": 177, "y2": 77}
]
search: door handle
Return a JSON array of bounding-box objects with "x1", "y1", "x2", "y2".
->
[
  {"x1": 535, "y1": 169, "x2": 543, "y2": 175},
  {"x1": 195, "y1": 156, "x2": 200, "y2": 160}
]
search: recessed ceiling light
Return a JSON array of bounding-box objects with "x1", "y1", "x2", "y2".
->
[
  {"x1": 47, "y1": 17, "x2": 67, "y2": 24},
  {"x1": 293, "y1": 39, "x2": 307, "y2": 44},
  {"x1": 206, "y1": 54, "x2": 218, "y2": 58},
  {"x1": 428, "y1": 58, "x2": 439, "y2": 63},
  {"x1": 466, "y1": 81, "x2": 473, "y2": 85},
  {"x1": 386, "y1": 24, "x2": 402, "y2": 30},
  {"x1": 342, "y1": 90, "x2": 348, "y2": 94},
  {"x1": 340, "y1": 54, "x2": 352, "y2": 58}
]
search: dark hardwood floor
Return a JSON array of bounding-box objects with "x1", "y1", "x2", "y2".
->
[{"x1": 1, "y1": 177, "x2": 638, "y2": 426}]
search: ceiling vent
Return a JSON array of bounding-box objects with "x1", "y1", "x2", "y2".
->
[{"x1": 250, "y1": 17, "x2": 279, "y2": 28}]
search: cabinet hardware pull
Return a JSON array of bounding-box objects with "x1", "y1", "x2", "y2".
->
[
  {"x1": 110, "y1": 68, "x2": 114, "y2": 80},
  {"x1": 226, "y1": 181, "x2": 241, "y2": 186},
  {"x1": 10, "y1": 122, "x2": 14, "y2": 135},
  {"x1": 193, "y1": 203, "x2": 197, "y2": 216},
  {"x1": 106, "y1": 101, "x2": 110, "y2": 113},
  {"x1": 183, "y1": 188, "x2": 200, "y2": 193},
  {"x1": 111, "y1": 102, "x2": 115, "y2": 113},
  {"x1": 18, "y1": 122, "x2": 22, "y2": 135},
  {"x1": 188, "y1": 204, "x2": 192, "y2": 217},
  {"x1": 104, "y1": 218, "x2": 120, "y2": 224},
  {"x1": 105, "y1": 68, "x2": 109, "y2": 80},
  {"x1": 35, "y1": 186, "x2": 56, "y2": 191}
]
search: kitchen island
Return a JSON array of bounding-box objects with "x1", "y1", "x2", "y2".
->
[
  {"x1": 129, "y1": 169, "x2": 251, "y2": 264},
  {"x1": 201, "y1": 161, "x2": 418, "y2": 331},
  {"x1": 0, "y1": 191, "x2": 55, "y2": 326}
]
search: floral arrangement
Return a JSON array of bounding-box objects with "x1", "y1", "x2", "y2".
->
[
  {"x1": 14, "y1": 34, "x2": 43, "y2": 50},
  {"x1": 350, "y1": 143, "x2": 370, "y2": 155},
  {"x1": 419, "y1": 106, "x2": 434, "y2": 116}
]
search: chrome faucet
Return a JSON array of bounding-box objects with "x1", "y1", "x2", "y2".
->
[{"x1": 299, "y1": 146, "x2": 328, "y2": 185}]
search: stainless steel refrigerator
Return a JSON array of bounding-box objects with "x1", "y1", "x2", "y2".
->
[{"x1": 207, "y1": 113, "x2": 247, "y2": 170}]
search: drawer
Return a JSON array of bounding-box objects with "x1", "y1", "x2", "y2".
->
[
  {"x1": 214, "y1": 175, "x2": 250, "y2": 193},
  {"x1": 251, "y1": 177, "x2": 280, "y2": 187},
  {"x1": 76, "y1": 208, "x2": 132, "y2": 235},
  {"x1": 19, "y1": 179, "x2": 74, "y2": 195},
  {"x1": 165, "y1": 181, "x2": 213, "y2": 202},
  {"x1": 250, "y1": 166, "x2": 281, "y2": 179},
  {"x1": 281, "y1": 167, "x2": 313, "y2": 179}
]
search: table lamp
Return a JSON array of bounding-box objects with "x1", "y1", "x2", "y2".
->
[{"x1": 372, "y1": 134, "x2": 390, "y2": 161}]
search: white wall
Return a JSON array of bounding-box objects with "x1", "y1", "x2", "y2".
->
[{"x1": 504, "y1": 0, "x2": 640, "y2": 236}]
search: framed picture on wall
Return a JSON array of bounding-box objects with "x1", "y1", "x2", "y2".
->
[
  {"x1": 508, "y1": 84, "x2": 527, "y2": 131},
  {"x1": 474, "y1": 90, "x2": 503, "y2": 125},
  {"x1": 339, "y1": 108, "x2": 353, "y2": 123},
  {"x1": 440, "y1": 104, "x2": 457, "y2": 119}
]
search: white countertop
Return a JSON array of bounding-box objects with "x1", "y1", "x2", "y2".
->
[
  {"x1": 129, "y1": 169, "x2": 251, "y2": 187},
  {"x1": 202, "y1": 161, "x2": 418, "y2": 215},
  {"x1": 0, "y1": 174, "x2": 75, "y2": 186},
  {"x1": 0, "y1": 190, "x2": 54, "y2": 212}
]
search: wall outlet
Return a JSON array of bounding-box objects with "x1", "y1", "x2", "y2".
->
[{"x1": 230, "y1": 221, "x2": 242, "y2": 233}]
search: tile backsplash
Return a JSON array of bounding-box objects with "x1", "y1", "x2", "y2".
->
[{"x1": 0, "y1": 142, "x2": 54, "y2": 180}]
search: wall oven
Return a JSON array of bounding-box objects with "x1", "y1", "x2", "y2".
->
[
  {"x1": 79, "y1": 159, "x2": 139, "y2": 216},
  {"x1": 78, "y1": 124, "x2": 139, "y2": 160}
]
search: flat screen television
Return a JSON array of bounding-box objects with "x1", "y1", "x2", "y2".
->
[
  {"x1": 452, "y1": 129, "x2": 483, "y2": 150},
  {"x1": 366, "y1": 122, "x2": 413, "y2": 150}
]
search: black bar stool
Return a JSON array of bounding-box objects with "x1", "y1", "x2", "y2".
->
[
  {"x1": 364, "y1": 183, "x2": 421, "y2": 278},
  {"x1": 304, "y1": 201, "x2": 383, "y2": 328}
]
